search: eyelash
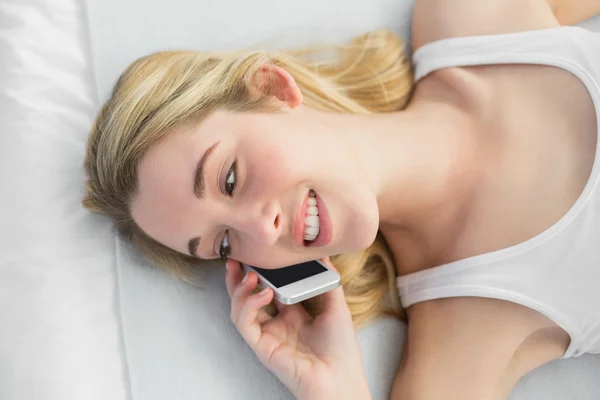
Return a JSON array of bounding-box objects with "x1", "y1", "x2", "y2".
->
[
  {"x1": 219, "y1": 231, "x2": 231, "y2": 262},
  {"x1": 219, "y1": 161, "x2": 237, "y2": 260},
  {"x1": 225, "y1": 160, "x2": 237, "y2": 196}
]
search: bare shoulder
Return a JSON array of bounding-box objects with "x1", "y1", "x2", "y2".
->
[
  {"x1": 411, "y1": 0, "x2": 560, "y2": 52},
  {"x1": 391, "y1": 297, "x2": 569, "y2": 400}
]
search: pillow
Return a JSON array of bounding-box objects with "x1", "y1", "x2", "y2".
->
[
  {"x1": 0, "y1": 1, "x2": 127, "y2": 399},
  {"x1": 84, "y1": 0, "x2": 414, "y2": 398},
  {"x1": 86, "y1": 2, "x2": 600, "y2": 400},
  {"x1": 86, "y1": 0, "x2": 415, "y2": 103}
]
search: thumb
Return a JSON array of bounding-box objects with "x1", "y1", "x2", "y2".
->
[{"x1": 319, "y1": 257, "x2": 350, "y2": 315}]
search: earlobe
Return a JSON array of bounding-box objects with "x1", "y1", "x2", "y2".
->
[{"x1": 249, "y1": 64, "x2": 303, "y2": 108}]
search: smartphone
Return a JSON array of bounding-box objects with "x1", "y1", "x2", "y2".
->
[{"x1": 242, "y1": 260, "x2": 341, "y2": 305}]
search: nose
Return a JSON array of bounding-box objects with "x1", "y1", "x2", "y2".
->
[{"x1": 230, "y1": 200, "x2": 282, "y2": 245}]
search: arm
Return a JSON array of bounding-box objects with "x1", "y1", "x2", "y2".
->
[
  {"x1": 546, "y1": 0, "x2": 600, "y2": 25},
  {"x1": 411, "y1": 0, "x2": 559, "y2": 51},
  {"x1": 388, "y1": 297, "x2": 566, "y2": 400},
  {"x1": 389, "y1": 298, "x2": 517, "y2": 400},
  {"x1": 411, "y1": 0, "x2": 600, "y2": 53}
]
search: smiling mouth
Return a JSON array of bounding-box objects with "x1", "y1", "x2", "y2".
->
[{"x1": 303, "y1": 189, "x2": 320, "y2": 245}]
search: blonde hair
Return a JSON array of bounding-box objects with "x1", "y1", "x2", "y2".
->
[{"x1": 84, "y1": 29, "x2": 412, "y2": 328}]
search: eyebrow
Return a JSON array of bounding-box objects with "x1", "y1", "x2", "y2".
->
[
  {"x1": 193, "y1": 141, "x2": 220, "y2": 199},
  {"x1": 188, "y1": 236, "x2": 200, "y2": 258},
  {"x1": 188, "y1": 141, "x2": 220, "y2": 257}
]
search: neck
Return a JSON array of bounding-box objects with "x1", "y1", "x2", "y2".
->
[{"x1": 310, "y1": 92, "x2": 481, "y2": 244}]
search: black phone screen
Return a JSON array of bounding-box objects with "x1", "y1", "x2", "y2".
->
[{"x1": 249, "y1": 261, "x2": 328, "y2": 288}]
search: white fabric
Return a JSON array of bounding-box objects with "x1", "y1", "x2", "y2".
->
[
  {"x1": 84, "y1": 1, "x2": 414, "y2": 399},
  {"x1": 0, "y1": 0, "x2": 128, "y2": 399},
  {"x1": 0, "y1": 0, "x2": 592, "y2": 398},
  {"x1": 86, "y1": 0, "x2": 414, "y2": 104},
  {"x1": 397, "y1": 26, "x2": 600, "y2": 359}
]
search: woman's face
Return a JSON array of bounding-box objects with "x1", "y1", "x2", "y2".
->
[{"x1": 132, "y1": 108, "x2": 380, "y2": 269}]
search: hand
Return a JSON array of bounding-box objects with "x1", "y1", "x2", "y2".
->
[{"x1": 225, "y1": 258, "x2": 372, "y2": 400}]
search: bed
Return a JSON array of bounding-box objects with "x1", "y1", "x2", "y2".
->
[{"x1": 1, "y1": 0, "x2": 599, "y2": 399}]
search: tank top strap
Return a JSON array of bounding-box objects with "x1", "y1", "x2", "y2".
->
[{"x1": 413, "y1": 26, "x2": 588, "y2": 81}]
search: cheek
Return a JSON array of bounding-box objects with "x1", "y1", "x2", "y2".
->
[
  {"x1": 239, "y1": 244, "x2": 312, "y2": 269},
  {"x1": 244, "y1": 144, "x2": 299, "y2": 191}
]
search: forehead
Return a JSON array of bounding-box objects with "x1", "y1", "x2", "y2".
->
[
  {"x1": 137, "y1": 111, "x2": 235, "y2": 192},
  {"x1": 139, "y1": 132, "x2": 192, "y2": 194},
  {"x1": 130, "y1": 111, "x2": 248, "y2": 248},
  {"x1": 131, "y1": 123, "x2": 205, "y2": 246}
]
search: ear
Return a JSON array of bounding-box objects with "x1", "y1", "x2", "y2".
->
[{"x1": 249, "y1": 64, "x2": 303, "y2": 108}]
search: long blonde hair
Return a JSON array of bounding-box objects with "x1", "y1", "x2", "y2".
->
[{"x1": 83, "y1": 29, "x2": 412, "y2": 328}]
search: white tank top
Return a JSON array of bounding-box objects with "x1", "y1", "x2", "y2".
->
[{"x1": 396, "y1": 26, "x2": 600, "y2": 359}]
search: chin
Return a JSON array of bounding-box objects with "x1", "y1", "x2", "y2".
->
[{"x1": 345, "y1": 217, "x2": 380, "y2": 253}]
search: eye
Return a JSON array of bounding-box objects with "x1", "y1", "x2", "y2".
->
[
  {"x1": 219, "y1": 230, "x2": 231, "y2": 262},
  {"x1": 225, "y1": 160, "x2": 237, "y2": 196}
]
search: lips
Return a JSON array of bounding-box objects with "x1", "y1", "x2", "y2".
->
[
  {"x1": 292, "y1": 189, "x2": 332, "y2": 249},
  {"x1": 293, "y1": 190, "x2": 310, "y2": 248}
]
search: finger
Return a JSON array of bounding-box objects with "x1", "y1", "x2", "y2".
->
[
  {"x1": 230, "y1": 268, "x2": 258, "y2": 320},
  {"x1": 231, "y1": 269, "x2": 272, "y2": 327},
  {"x1": 320, "y1": 256, "x2": 338, "y2": 272},
  {"x1": 319, "y1": 257, "x2": 350, "y2": 315},
  {"x1": 274, "y1": 299, "x2": 285, "y2": 313},
  {"x1": 273, "y1": 298, "x2": 312, "y2": 323},
  {"x1": 257, "y1": 309, "x2": 273, "y2": 325},
  {"x1": 319, "y1": 281, "x2": 348, "y2": 315},
  {"x1": 236, "y1": 285, "x2": 275, "y2": 349},
  {"x1": 225, "y1": 258, "x2": 244, "y2": 298}
]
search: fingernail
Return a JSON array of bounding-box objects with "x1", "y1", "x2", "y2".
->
[
  {"x1": 242, "y1": 274, "x2": 248, "y2": 284},
  {"x1": 258, "y1": 287, "x2": 269, "y2": 296},
  {"x1": 225, "y1": 261, "x2": 229, "y2": 273}
]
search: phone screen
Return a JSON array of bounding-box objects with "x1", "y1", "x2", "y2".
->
[{"x1": 249, "y1": 261, "x2": 328, "y2": 288}]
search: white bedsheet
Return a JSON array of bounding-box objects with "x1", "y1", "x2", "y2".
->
[
  {"x1": 1, "y1": 0, "x2": 598, "y2": 399},
  {"x1": 0, "y1": 0, "x2": 128, "y2": 399},
  {"x1": 82, "y1": 0, "x2": 600, "y2": 398}
]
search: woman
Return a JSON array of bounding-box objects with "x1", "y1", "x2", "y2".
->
[{"x1": 83, "y1": 0, "x2": 600, "y2": 399}]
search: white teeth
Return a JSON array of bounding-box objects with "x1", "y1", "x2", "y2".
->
[
  {"x1": 305, "y1": 215, "x2": 319, "y2": 227},
  {"x1": 306, "y1": 206, "x2": 318, "y2": 215},
  {"x1": 304, "y1": 226, "x2": 319, "y2": 236},
  {"x1": 304, "y1": 190, "x2": 320, "y2": 242}
]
